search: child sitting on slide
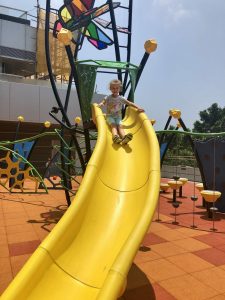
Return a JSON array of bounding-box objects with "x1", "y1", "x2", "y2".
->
[{"x1": 98, "y1": 79, "x2": 144, "y2": 144}]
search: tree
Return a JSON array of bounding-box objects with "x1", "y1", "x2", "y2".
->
[
  {"x1": 193, "y1": 103, "x2": 225, "y2": 133},
  {"x1": 159, "y1": 125, "x2": 193, "y2": 167}
]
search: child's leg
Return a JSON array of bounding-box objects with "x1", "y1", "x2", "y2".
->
[
  {"x1": 111, "y1": 124, "x2": 122, "y2": 143},
  {"x1": 117, "y1": 125, "x2": 126, "y2": 139},
  {"x1": 117, "y1": 124, "x2": 133, "y2": 144},
  {"x1": 106, "y1": 116, "x2": 119, "y2": 138},
  {"x1": 111, "y1": 124, "x2": 119, "y2": 137}
]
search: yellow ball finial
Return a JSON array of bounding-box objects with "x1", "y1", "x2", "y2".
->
[
  {"x1": 44, "y1": 121, "x2": 51, "y2": 128},
  {"x1": 17, "y1": 115, "x2": 24, "y2": 122},
  {"x1": 144, "y1": 39, "x2": 157, "y2": 54},
  {"x1": 57, "y1": 28, "x2": 72, "y2": 45},
  {"x1": 169, "y1": 109, "x2": 181, "y2": 119},
  {"x1": 151, "y1": 119, "x2": 156, "y2": 125},
  {"x1": 74, "y1": 116, "x2": 81, "y2": 125}
]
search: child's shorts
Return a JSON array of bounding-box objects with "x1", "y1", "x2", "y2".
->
[{"x1": 106, "y1": 115, "x2": 122, "y2": 125}]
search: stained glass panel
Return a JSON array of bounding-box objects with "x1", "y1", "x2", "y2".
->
[
  {"x1": 81, "y1": 0, "x2": 94, "y2": 9},
  {"x1": 60, "y1": 6, "x2": 71, "y2": 22}
]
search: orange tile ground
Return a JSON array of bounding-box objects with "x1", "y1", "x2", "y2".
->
[{"x1": 1, "y1": 179, "x2": 225, "y2": 299}]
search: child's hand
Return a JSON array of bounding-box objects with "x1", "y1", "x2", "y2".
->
[{"x1": 98, "y1": 100, "x2": 106, "y2": 108}]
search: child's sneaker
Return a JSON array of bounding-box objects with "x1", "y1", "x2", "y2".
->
[
  {"x1": 121, "y1": 133, "x2": 133, "y2": 145},
  {"x1": 113, "y1": 135, "x2": 122, "y2": 144}
]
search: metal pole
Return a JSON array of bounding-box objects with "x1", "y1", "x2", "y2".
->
[
  {"x1": 65, "y1": 45, "x2": 92, "y2": 163},
  {"x1": 108, "y1": 0, "x2": 122, "y2": 82},
  {"x1": 45, "y1": 0, "x2": 71, "y2": 127},
  {"x1": 127, "y1": 52, "x2": 149, "y2": 99},
  {"x1": 123, "y1": 0, "x2": 133, "y2": 93}
]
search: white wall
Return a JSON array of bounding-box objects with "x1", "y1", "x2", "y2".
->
[
  {"x1": 10, "y1": 82, "x2": 40, "y2": 121},
  {"x1": 0, "y1": 80, "x2": 10, "y2": 119},
  {"x1": 0, "y1": 79, "x2": 82, "y2": 124},
  {"x1": 161, "y1": 165, "x2": 202, "y2": 182},
  {"x1": 0, "y1": 19, "x2": 36, "y2": 52}
]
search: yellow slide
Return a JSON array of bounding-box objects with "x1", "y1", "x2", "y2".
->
[{"x1": 1, "y1": 105, "x2": 160, "y2": 300}]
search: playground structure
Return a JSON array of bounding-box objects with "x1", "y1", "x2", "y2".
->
[
  {"x1": 0, "y1": 3, "x2": 159, "y2": 206},
  {"x1": 157, "y1": 109, "x2": 225, "y2": 231},
  {"x1": 1, "y1": 1, "x2": 225, "y2": 299},
  {"x1": 0, "y1": 1, "x2": 161, "y2": 299},
  {"x1": 0, "y1": 120, "x2": 88, "y2": 199},
  {"x1": 0, "y1": 0, "x2": 157, "y2": 205},
  {"x1": 1, "y1": 105, "x2": 160, "y2": 300}
]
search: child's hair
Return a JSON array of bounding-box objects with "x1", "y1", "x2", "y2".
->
[{"x1": 109, "y1": 79, "x2": 122, "y2": 90}]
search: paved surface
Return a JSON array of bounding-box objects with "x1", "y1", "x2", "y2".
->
[{"x1": 1, "y1": 179, "x2": 225, "y2": 299}]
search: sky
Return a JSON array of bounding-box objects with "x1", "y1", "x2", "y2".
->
[{"x1": 1, "y1": 0, "x2": 225, "y2": 130}]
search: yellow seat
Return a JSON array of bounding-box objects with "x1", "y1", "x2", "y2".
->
[
  {"x1": 168, "y1": 180, "x2": 183, "y2": 190},
  {"x1": 160, "y1": 183, "x2": 170, "y2": 192},
  {"x1": 179, "y1": 177, "x2": 188, "y2": 185},
  {"x1": 200, "y1": 190, "x2": 221, "y2": 203}
]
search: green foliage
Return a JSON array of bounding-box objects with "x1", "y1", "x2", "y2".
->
[
  {"x1": 193, "y1": 103, "x2": 225, "y2": 133},
  {"x1": 158, "y1": 125, "x2": 195, "y2": 167},
  {"x1": 165, "y1": 132, "x2": 194, "y2": 167},
  {"x1": 160, "y1": 103, "x2": 225, "y2": 169}
]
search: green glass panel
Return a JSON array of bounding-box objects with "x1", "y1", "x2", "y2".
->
[
  {"x1": 128, "y1": 68, "x2": 138, "y2": 102},
  {"x1": 75, "y1": 60, "x2": 139, "y2": 117},
  {"x1": 76, "y1": 60, "x2": 138, "y2": 71},
  {"x1": 77, "y1": 64, "x2": 97, "y2": 121},
  {"x1": 95, "y1": 60, "x2": 128, "y2": 69},
  {"x1": 66, "y1": 19, "x2": 75, "y2": 28},
  {"x1": 87, "y1": 23, "x2": 98, "y2": 39}
]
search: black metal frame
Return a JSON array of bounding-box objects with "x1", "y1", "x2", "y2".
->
[
  {"x1": 44, "y1": 0, "x2": 155, "y2": 204},
  {"x1": 157, "y1": 116, "x2": 207, "y2": 187}
]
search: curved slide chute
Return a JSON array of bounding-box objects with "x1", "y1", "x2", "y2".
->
[{"x1": 1, "y1": 105, "x2": 160, "y2": 300}]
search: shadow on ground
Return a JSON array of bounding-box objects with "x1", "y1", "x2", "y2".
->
[
  {"x1": 119, "y1": 263, "x2": 155, "y2": 300},
  {"x1": 28, "y1": 205, "x2": 67, "y2": 232}
]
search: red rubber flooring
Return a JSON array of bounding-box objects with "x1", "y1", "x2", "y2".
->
[{"x1": 1, "y1": 179, "x2": 225, "y2": 300}]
